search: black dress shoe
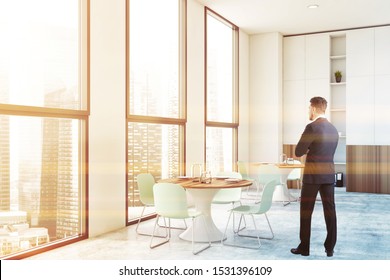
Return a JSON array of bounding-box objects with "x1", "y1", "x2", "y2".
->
[
  {"x1": 326, "y1": 250, "x2": 334, "y2": 257},
  {"x1": 290, "y1": 248, "x2": 309, "y2": 256}
]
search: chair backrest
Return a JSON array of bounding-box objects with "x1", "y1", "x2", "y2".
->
[
  {"x1": 237, "y1": 161, "x2": 250, "y2": 179},
  {"x1": 136, "y1": 173, "x2": 156, "y2": 205},
  {"x1": 218, "y1": 171, "x2": 242, "y2": 179},
  {"x1": 257, "y1": 179, "x2": 278, "y2": 214},
  {"x1": 213, "y1": 172, "x2": 242, "y2": 203},
  {"x1": 153, "y1": 183, "x2": 189, "y2": 218},
  {"x1": 286, "y1": 160, "x2": 302, "y2": 181},
  {"x1": 257, "y1": 164, "x2": 280, "y2": 186}
]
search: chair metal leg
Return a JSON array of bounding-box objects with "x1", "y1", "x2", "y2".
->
[
  {"x1": 158, "y1": 219, "x2": 187, "y2": 230},
  {"x1": 232, "y1": 202, "x2": 246, "y2": 233},
  {"x1": 244, "y1": 180, "x2": 263, "y2": 204},
  {"x1": 136, "y1": 206, "x2": 168, "y2": 238},
  {"x1": 149, "y1": 216, "x2": 170, "y2": 249},
  {"x1": 245, "y1": 180, "x2": 261, "y2": 196},
  {"x1": 222, "y1": 212, "x2": 274, "y2": 249},
  {"x1": 222, "y1": 213, "x2": 261, "y2": 249},
  {"x1": 221, "y1": 211, "x2": 234, "y2": 245},
  {"x1": 282, "y1": 183, "x2": 301, "y2": 206},
  {"x1": 135, "y1": 206, "x2": 147, "y2": 234},
  {"x1": 150, "y1": 215, "x2": 211, "y2": 254},
  {"x1": 238, "y1": 213, "x2": 274, "y2": 240},
  {"x1": 136, "y1": 206, "x2": 187, "y2": 237}
]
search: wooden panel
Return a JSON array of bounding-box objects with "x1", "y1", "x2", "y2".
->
[
  {"x1": 346, "y1": 145, "x2": 390, "y2": 194},
  {"x1": 282, "y1": 144, "x2": 306, "y2": 163},
  {"x1": 379, "y1": 146, "x2": 390, "y2": 194}
]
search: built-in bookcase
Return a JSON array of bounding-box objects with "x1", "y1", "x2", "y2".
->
[{"x1": 329, "y1": 34, "x2": 346, "y2": 171}]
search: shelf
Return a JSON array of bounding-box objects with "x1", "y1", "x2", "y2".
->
[
  {"x1": 330, "y1": 82, "x2": 346, "y2": 86},
  {"x1": 330, "y1": 55, "x2": 346, "y2": 60},
  {"x1": 330, "y1": 35, "x2": 346, "y2": 172}
]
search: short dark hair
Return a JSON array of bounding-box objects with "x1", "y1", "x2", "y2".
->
[{"x1": 310, "y1": 96, "x2": 327, "y2": 113}]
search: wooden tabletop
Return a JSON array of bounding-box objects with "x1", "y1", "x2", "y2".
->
[
  {"x1": 158, "y1": 177, "x2": 253, "y2": 189},
  {"x1": 275, "y1": 163, "x2": 305, "y2": 168},
  {"x1": 252, "y1": 162, "x2": 305, "y2": 168}
]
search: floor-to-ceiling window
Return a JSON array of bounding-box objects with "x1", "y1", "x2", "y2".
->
[
  {"x1": 205, "y1": 8, "x2": 239, "y2": 174},
  {"x1": 0, "y1": 0, "x2": 89, "y2": 259},
  {"x1": 127, "y1": 0, "x2": 186, "y2": 222}
]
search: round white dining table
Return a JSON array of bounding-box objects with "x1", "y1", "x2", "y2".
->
[{"x1": 158, "y1": 177, "x2": 253, "y2": 242}]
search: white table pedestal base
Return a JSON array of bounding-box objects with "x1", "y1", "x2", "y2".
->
[
  {"x1": 272, "y1": 184, "x2": 298, "y2": 203},
  {"x1": 179, "y1": 188, "x2": 224, "y2": 243}
]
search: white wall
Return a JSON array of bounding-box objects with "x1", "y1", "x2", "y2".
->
[
  {"x1": 89, "y1": 0, "x2": 126, "y2": 237},
  {"x1": 87, "y1": 0, "x2": 250, "y2": 237},
  {"x1": 186, "y1": 0, "x2": 205, "y2": 172},
  {"x1": 249, "y1": 32, "x2": 283, "y2": 165},
  {"x1": 238, "y1": 30, "x2": 250, "y2": 163}
]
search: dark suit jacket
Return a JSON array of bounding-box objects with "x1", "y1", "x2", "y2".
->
[{"x1": 295, "y1": 117, "x2": 339, "y2": 185}]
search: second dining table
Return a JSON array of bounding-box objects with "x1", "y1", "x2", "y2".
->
[
  {"x1": 251, "y1": 162, "x2": 305, "y2": 204},
  {"x1": 158, "y1": 177, "x2": 253, "y2": 242}
]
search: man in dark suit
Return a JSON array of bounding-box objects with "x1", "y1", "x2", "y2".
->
[{"x1": 291, "y1": 96, "x2": 339, "y2": 257}]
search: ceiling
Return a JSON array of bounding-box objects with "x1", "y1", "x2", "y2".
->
[{"x1": 195, "y1": 0, "x2": 390, "y2": 35}]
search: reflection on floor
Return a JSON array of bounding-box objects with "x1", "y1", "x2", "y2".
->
[{"x1": 27, "y1": 188, "x2": 390, "y2": 260}]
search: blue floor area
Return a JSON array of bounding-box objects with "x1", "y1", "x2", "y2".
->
[{"x1": 26, "y1": 187, "x2": 390, "y2": 260}]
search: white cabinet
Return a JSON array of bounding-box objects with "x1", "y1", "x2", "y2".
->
[
  {"x1": 306, "y1": 79, "x2": 330, "y2": 115},
  {"x1": 282, "y1": 34, "x2": 330, "y2": 144},
  {"x1": 283, "y1": 36, "x2": 305, "y2": 81},
  {"x1": 346, "y1": 76, "x2": 375, "y2": 145},
  {"x1": 305, "y1": 34, "x2": 330, "y2": 80},
  {"x1": 375, "y1": 75, "x2": 390, "y2": 144},
  {"x1": 283, "y1": 27, "x2": 390, "y2": 148},
  {"x1": 347, "y1": 28, "x2": 375, "y2": 77},
  {"x1": 374, "y1": 26, "x2": 390, "y2": 144},
  {"x1": 346, "y1": 26, "x2": 390, "y2": 145},
  {"x1": 283, "y1": 80, "x2": 306, "y2": 144},
  {"x1": 375, "y1": 26, "x2": 390, "y2": 76}
]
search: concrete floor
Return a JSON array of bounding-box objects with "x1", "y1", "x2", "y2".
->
[{"x1": 25, "y1": 187, "x2": 390, "y2": 260}]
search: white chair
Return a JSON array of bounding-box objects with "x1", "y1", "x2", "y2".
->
[
  {"x1": 150, "y1": 183, "x2": 211, "y2": 255},
  {"x1": 221, "y1": 179, "x2": 278, "y2": 249},
  {"x1": 212, "y1": 171, "x2": 246, "y2": 232},
  {"x1": 237, "y1": 161, "x2": 261, "y2": 199}
]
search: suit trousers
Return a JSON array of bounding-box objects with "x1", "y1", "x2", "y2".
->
[{"x1": 298, "y1": 183, "x2": 337, "y2": 253}]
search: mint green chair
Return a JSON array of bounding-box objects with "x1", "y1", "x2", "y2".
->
[
  {"x1": 150, "y1": 183, "x2": 211, "y2": 255},
  {"x1": 212, "y1": 171, "x2": 246, "y2": 232},
  {"x1": 212, "y1": 171, "x2": 242, "y2": 204},
  {"x1": 221, "y1": 179, "x2": 278, "y2": 249},
  {"x1": 237, "y1": 161, "x2": 261, "y2": 199},
  {"x1": 135, "y1": 173, "x2": 157, "y2": 236},
  {"x1": 135, "y1": 173, "x2": 186, "y2": 236},
  {"x1": 286, "y1": 159, "x2": 302, "y2": 190}
]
